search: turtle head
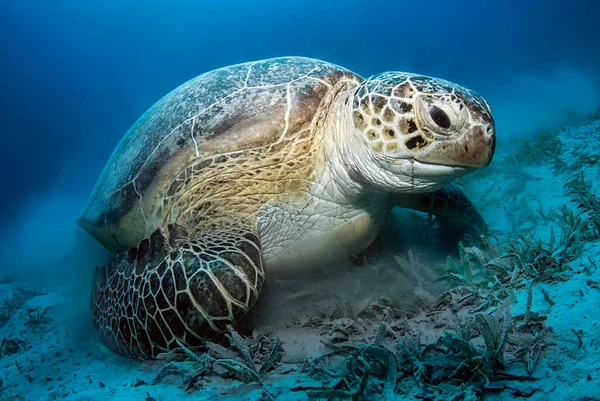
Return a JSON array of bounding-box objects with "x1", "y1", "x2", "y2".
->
[{"x1": 346, "y1": 72, "x2": 495, "y2": 193}]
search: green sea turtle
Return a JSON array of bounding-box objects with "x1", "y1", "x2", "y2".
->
[{"x1": 78, "y1": 57, "x2": 495, "y2": 359}]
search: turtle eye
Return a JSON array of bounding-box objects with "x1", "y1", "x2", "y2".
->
[{"x1": 428, "y1": 105, "x2": 451, "y2": 129}]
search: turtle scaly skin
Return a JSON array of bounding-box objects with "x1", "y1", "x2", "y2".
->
[{"x1": 78, "y1": 57, "x2": 495, "y2": 358}]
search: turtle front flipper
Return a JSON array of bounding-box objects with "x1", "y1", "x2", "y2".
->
[
  {"x1": 392, "y1": 184, "x2": 487, "y2": 237},
  {"x1": 91, "y1": 223, "x2": 264, "y2": 359}
]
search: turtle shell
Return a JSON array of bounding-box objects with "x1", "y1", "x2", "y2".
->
[{"x1": 78, "y1": 57, "x2": 361, "y2": 252}]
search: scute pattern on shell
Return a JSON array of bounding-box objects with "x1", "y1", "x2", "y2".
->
[{"x1": 78, "y1": 57, "x2": 362, "y2": 252}]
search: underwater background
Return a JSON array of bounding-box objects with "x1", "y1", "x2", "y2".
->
[{"x1": 1, "y1": 0, "x2": 600, "y2": 400}]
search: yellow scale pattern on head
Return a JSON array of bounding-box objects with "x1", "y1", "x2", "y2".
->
[{"x1": 352, "y1": 77, "x2": 431, "y2": 156}]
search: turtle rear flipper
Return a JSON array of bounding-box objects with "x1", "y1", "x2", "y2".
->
[{"x1": 91, "y1": 223, "x2": 264, "y2": 359}]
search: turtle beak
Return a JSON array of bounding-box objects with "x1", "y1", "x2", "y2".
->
[{"x1": 419, "y1": 124, "x2": 496, "y2": 168}]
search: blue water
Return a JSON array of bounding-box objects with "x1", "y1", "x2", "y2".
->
[{"x1": 1, "y1": 1, "x2": 599, "y2": 399}]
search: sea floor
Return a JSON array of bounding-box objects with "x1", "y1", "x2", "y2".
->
[{"x1": 1, "y1": 115, "x2": 600, "y2": 401}]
